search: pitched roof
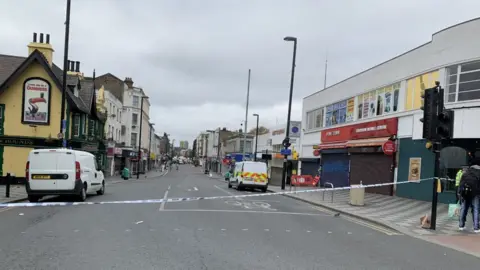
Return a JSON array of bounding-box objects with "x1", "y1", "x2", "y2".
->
[
  {"x1": 0, "y1": 50, "x2": 85, "y2": 114},
  {"x1": 79, "y1": 79, "x2": 95, "y2": 112},
  {"x1": 0, "y1": 54, "x2": 26, "y2": 85}
]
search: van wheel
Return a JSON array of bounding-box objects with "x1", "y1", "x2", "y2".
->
[
  {"x1": 28, "y1": 195, "x2": 40, "y2": 202},
  {"x1": 97, "y1": 181, "x2": 105, "y2": 195},
  {"x1": 261, "y1": 187, "x2": 267, "y2": 193},
  {"x1": 79, "y1": 184, "x2": 87, "y2": 202}
]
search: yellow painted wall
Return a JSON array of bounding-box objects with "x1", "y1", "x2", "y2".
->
[
  {"x1": 1, "y1": 61, "x2": 62, "y2": 138},
  {"x1": 3, "y1": 147, "x2": 32, "y2": 177},
  {"x1": 405, "y1": 71, "x2": 439, "y2": 110}
]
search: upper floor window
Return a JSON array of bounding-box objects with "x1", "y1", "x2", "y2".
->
[
  {"x1": 131, "y1": 133, "x2": 138, "y2": 147},
  {"x1": 73, "y1": 114, "x2": 80, "y2": 136},
  {"x1": 132, "y1": 113, "x2": 138, "y2": 126},
  {"x1": 306, "y1": 108, "x2": 324, "y2": 130},
  {"x1": 446, "y1": 61, "x2": 480, "y2": 102},
  {"x1": 132, "y1": 96, "x2": 140, "y2": 107}
]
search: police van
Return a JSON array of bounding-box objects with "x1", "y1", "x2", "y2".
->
[
  {"x1": 26, "y1": 148, "x2": 105, "y2": 202},
  {"x1": 228, "y1": 161, "x2": 268, "y2": 192}
]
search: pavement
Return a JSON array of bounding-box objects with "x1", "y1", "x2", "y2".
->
[
  {"x1": 0, "y1": 166, "x2": 479, "y2": 269},
  {"x1": 268, "y1": 185, "x2": 480, "y2": 258}
]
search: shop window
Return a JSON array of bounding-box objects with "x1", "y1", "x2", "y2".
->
[
  {"x1": 445, "y1": 60, "x2": 480, "y2": 103},
  {"x1": 73, "y1": 114, "x2": 80, "y2": 137},
  {"x1": 325, "y1": 100, "x2": 347, "y2": 127}
]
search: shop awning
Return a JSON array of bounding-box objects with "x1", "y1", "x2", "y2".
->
[
  {"x1": 317, "y1": 142, "x2": 347, "y2": 150},
  {"x1": 346, "y1": 137, "x2": 390, "y2": 147}
]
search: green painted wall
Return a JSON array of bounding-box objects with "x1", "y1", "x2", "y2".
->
[{"x1": 396, "y1": 138, "x2": 455, "y2": 204}]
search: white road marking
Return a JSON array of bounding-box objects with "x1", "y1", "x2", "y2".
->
[
  {"x1": 74, "y1": 230, "x2": 79, "y2": 233},
  {"x1": 125, "y1": 229, "x2": 131, "y2": 232},
  {"x1": 221, "y1": 229, "x2": 226, "y2": 231},
  {"x1": 194, "y1": 187, "x2": 198, "y2": 191},
  {"x1": 135, "y1": 221, "x2": 144, "y2": 225},
  {"x1": 159, "y1": 187, "x2": 170, "y2": 211},
  {"x1": 306, "y1": 230, "x2": 311, "y2": 233},
  {"x1": 347, "y1": 232, "x2": 352, "y2": 234},
  {"x1": 19, "y1": 213, "x2": 24, "y2": 216},
  {"x1": 264, "y1": 229, "x2": 270, "y2": 232},
  {"x1": 286, "y1": 229, "x2": 291, "y2": 232},
  {"x1": 328, "y1": 231, "x2": 332, "y2": 234},
  {"x1": 214, "y1": 185, "x2": 243, "y2": 200},
  {"x1": 160, "y1": 209, "x2": 330, "y2": 216},
  {"x1": 242, "y1": 228, "x2": 248, "y2": 231}
]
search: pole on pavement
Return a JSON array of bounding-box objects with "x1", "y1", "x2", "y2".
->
[
  {"x1": 137, "y1": 96, "x2": 148, "y2": 179},
  {"x1": 216, "y1": 129, "x2": 222, "y2": 173},
  {"x1": 253, "y1": 114, "x2": 259, "y2": 161},
  {"x1": 243, "y1": 69, "x2": 251, "y2": 161},
  {"x1": 148, "y1": 123, "x2": 154, "y2": 171},
  {"x1": 60, "y1": 0, "x2": 72, "y2": 148},
  {"x1": 281, "y1": 36, "x2": 297, "y2": 190},
  {"x1": 430, "y1": 142, "x2": 441, "y2": 230}
]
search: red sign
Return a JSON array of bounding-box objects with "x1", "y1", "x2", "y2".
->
[
  {"x1": 321, "y1": 118, "x2": 398, "y2": 143},
  {"x1": 382, "y1": 140, "x2": 396, "y2": 155},
  {"x1": 313, "y1": 149, "x2": 320, "y2": 156}
]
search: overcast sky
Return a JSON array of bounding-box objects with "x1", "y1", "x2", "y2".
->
[{"x1": 1, "y1": 0, "x2": 479, "y2": 146}]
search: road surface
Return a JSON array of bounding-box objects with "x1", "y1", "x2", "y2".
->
[{"x1": 0, "y1": 166, "x2": 479, "y2": 269}]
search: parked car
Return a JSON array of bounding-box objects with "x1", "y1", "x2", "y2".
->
[{"x1": 25, "y1": 148, "x2": 105, "y2": 202}]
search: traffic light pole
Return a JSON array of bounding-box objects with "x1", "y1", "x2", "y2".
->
[{"x1": 430, "y1": 142, "x2": 442, "y2": 230}]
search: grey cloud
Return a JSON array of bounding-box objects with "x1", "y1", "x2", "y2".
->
[{"x1": 2, "y1": 0, "x2": 480, "y2": 142}]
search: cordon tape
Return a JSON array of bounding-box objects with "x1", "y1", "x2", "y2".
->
[{"x1": 0, "y1": 177, "x2": 454, "y2": 208}]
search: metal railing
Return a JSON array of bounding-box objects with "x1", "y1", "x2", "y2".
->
[{"x1": 322, "y1": 182, "x2": 334, "y2": 203}]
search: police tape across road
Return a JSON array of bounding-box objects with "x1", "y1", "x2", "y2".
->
[{"x1": 0, "y1": 177, "x2": 454, "y2": 208}]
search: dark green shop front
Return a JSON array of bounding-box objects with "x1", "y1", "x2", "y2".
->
[{"x1": 396, "y1": 138, "x2": 466, "y2": 204}]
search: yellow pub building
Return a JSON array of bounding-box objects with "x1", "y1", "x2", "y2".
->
[{"x1": 0, "y1": 32, "x2": 106, "y2": 183}]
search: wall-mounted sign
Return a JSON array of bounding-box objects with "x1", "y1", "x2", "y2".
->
[
  {"x1": 22, "y1": 78, "x2": 51, "y2": 125},
  {"x1": 382, "y1": 140, "x2": 396, "y2": 155},
  {"x1": 290, "y1": 121, "x2": 301, "y2": 137},
  {"x1": 272, "y1": 129, "x2": 285, "y2": 136},
  {"x1": 321, "y1": 118, "x2": 398, "y2": 143}
]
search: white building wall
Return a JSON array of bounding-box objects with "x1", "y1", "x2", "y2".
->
[
  {"x1": 103, "y1": 90, "x2": 123, "y2": 143},
  {"x1": 122, "y1": 86, "x2": 150, "y2": 150},
  {"x1": 253, "y1": 133, "x2": 272, "y2": 153},
  {"x1": 301, "y1": 18, "x2": 480, "y2": 156}
]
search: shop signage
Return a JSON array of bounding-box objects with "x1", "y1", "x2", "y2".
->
[
  {"x1": 272, "y1": 129, "x2": 285, "y2": 136},
  {"x1": 22, "y1": 78, "x2": 51, "y2": 125},
  {"x1": 0, "y1": 136, "x2": 61, "y2": 147},
  {"x1": 0, "y1": 137, "x2": 35, "y2": 146},
  {"x1": 321, "y1": 118, "x2": 398, "y2": 143},
  {"x1": 107, "y1": 147, "x2": 114, "y2": 157},
  {"x1": 382, "y1": 140, "x2": 396, "y2": 155}
]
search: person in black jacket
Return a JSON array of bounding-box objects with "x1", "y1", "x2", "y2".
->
[{"x1": 458, "y1": 157, "x2": 480, "y2": 233}]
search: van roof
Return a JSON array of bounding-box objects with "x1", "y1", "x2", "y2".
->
[{"x1": 30, "y1": 148, "x2": 94, "y2": 156}]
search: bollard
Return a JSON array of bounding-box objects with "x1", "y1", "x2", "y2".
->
[{"x1": 5, "y1": 173, "x2": 11, "y2": 198}]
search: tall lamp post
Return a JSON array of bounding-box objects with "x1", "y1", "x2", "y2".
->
[
  {"x1": 148, "y1": 123, "x2": 155, "y2": 171},
  {"x1": 281, "y1": 36, "x2": 297, "y2": 190},
  {"x1": 253, "y1": 114, "x2": 259, "y2": 161},
  {"x1": 60, "y1": 0, "x2": 72, "y2": 148},
  {"x1": 137, "y1": 95, "x2": 149, "y2": 179}
]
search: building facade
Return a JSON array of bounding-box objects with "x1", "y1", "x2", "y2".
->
[
  {"x1": 0, "y1": 33, "x2": 106, "y2": 182},
  {"x1": 301, "y1": 18, "x2": 480, "y2": 203},
  {"x1": 179, "y1": 140, "x2": 189, "y2": 149}
]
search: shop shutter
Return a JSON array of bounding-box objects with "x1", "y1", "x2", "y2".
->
[
  {"x1": 321, "y1": 154, "x2": 350, "y2": 187},
  {"x1": 349, "y1": 153, "x2": 393, "y2": 195},
  {"x1": 301, "y1": 160, "x2": 320, "y2": 177}
]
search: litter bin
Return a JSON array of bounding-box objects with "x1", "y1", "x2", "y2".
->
[
  {"x1": 122, "y1": 167, "x2": 130, "y2": 180},
  {"x1": 350, "y1": 184, "x2": 365, "y2": 206}
]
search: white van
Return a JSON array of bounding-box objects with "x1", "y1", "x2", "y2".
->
[
  {"x1": 26, "y1": 148, "x2": 105, "y2": 202},
  {"x1": 228, "y1": 161, "x2": 269, "y2": 192}
]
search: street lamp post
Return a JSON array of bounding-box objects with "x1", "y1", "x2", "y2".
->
[
  {"x1": 243, "y1": 69, "x2": 251, "y2": 161},
  {"x1": 281, "y1": 36, "x2": 297, "y2": 190},
  {"x1": 137, "y1": 95, "x2": 149, "y2": 179},
  {"x1": 148, "y1": 123, "x2": 155, "y2": 171},
  {"x1": 60, "y1": 0, "x2": 72, "y2": 148},
  {"x1": 253, "y1": 114, "x2": 259, "y2": 161}
]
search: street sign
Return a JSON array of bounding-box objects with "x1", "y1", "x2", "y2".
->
[
  {"x1": 280, "y1": 149, "x2": 292, "y2": 156},
  {"x1": 382, "y1": 140, "x2": 396, "y2": 155}
]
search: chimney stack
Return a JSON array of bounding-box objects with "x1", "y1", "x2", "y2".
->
[
  {"x1": 124, "y1": 77, "x2": 134, "y2": 88},
  {"x1": 28, "y1": 32, "x2": 54, "y2": 67}
]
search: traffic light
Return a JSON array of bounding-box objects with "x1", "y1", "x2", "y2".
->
[
  {"x1": 420, "y1": 86, "x2": 439, "y2": 140},
  {"x1": 282, "y1": 137, "x2": 291, "y2": 148},
  {"x1": 436, "y1": 109, "x2": 454, "y2": 140}
]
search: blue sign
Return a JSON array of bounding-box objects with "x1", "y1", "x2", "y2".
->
[
  {"x1": 280, "y1": 149, "x2": 292, "y2": 156},
  {"x1": 291, "y1": 126, "x2": 299, "y2": 134},
  {"x1": 62, "y1": 119, "x2": 67, "y2": 131}
]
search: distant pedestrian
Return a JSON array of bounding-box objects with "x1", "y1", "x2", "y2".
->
[
  {"x1": 458, "y1": 157, "x2": 480, "y2": 232},
  {"x1": 455, "y1": 166, "x2": 468, "y2": 203}
]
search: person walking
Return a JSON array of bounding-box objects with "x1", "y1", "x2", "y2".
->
[{"x1": 458, "y1": 157, "x2": 480, "y2": 233}]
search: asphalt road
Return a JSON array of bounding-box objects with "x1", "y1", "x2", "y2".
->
[{"x1": 1, "y1": 166, "x2": 479, "y2": 269}]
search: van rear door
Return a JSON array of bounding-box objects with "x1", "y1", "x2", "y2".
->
[
  {"x1": 55, "y1": 151, "x2": 76, "y2": 190},
  {"x1": 29, "y1": 150, "x2": 58, "y2": 191}
]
